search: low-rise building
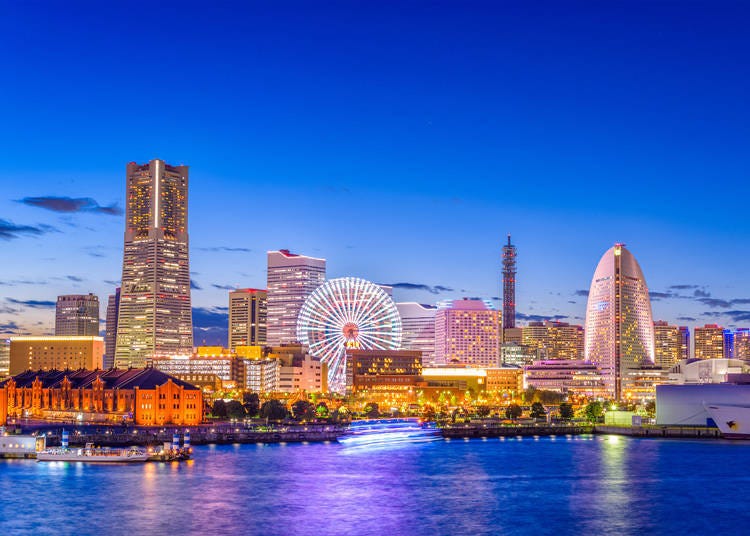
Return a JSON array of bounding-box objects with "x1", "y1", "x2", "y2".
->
[
  {"x1": 0, "y1": 368, "x2": 202, "y2": 426},
  {"x1": 9, "y1": 336, "x2": 104, "y2": 375},
  {"x1": 524, "y1": 360, "x2": 608, "y2": 398},
  {"x1": 346, "y1": 349, "x2": 423, "y2": 404},
  {"x1": 667, "y1": 358, "x2": 750, "y2": 384}
]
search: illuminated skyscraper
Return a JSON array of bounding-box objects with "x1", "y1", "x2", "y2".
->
[
  {"x1": 584, "y1": 243, "x2": 654, "y2": 400},
  {"x1": 734, "y1": 328, "x2": 750, "y2": 360},
  {"x1": 396, "y1": 302, "x2": 436, "y2": 364},
  {"x1": 434, "y1": 298, "x2": 500, "y2": 367},
  {"x1": 55, "y1": 294, "x2": 100, "y2": 336},
  {"x1": 502, "y1": 234, "x2": 517, "y2": 330},
  {"x1": 522, "y1": 320, "x2": 584, "y2": 360},
  {"x1": 229, "y1": 288, "x2": 267, "y2": 352},
  {"x1": 266, "y1": 249, "x2": 326, "y2": 346},
  {"x1": 653, "y1": 320, "x2": 681, "y2": 368},
  {"x1": 694, "y1": 324, "x2": 724, "y2": 360},
  {"x1": 678, "y1": 326, "x2": 690, "y2": 361},
  {"x1": 104, "y1": 288, "x2": 120, "y2": 368},
  {"x1": 115, "y1": 160, "x2": 193, "y2": 367}
]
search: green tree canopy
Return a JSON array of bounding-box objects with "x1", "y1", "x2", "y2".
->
[
  {"x1": 260, "y1": 399, "x2": 289, "y2": 421},
  {"x1": 292, "y1": 400, "x2": 315, "y2": 420},
  {"x1": 530, "y1": 402, "x2": 546, "y2": 419},
  {"x1": 226, "y1": 400, "x2": 246, "y2": 420},
  {"x1": 212, "y1": 399, "x2": 227, "y2": 418},
  {"x1": 505, "y1": 404, "x2": 522, "y2": 420},
  {"x1": 242, "y1": 392, "x2": 260, "y2": 417},
  {"x1": 584, "y1": 401, "x2": 604, "y2": 423},
  {"x1": 559, "y1": 403, "x2": 574, "y2": 421}
]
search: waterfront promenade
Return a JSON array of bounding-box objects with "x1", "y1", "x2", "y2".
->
[{"x1": 5, "y1": 420, "x2": 730, "y2": 447}]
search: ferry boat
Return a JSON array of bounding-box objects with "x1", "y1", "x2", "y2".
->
[
  {"x1": 0, "y1": 427, "x2": 46, "y2": 458},
  {"x1": 704, "y1": 404, "x2": 750, "y2": 439},
  {"x1": 338, "y1": 418, "x2": 442, "y2": 448},
  {"x1": 36, "y1": 431, "x2": 148, "y2": 463},
  {"x1": 37, "y1": 443, "x2": 149, "y2": 463}
]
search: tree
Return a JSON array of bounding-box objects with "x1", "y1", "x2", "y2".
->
[
  {"x1": 475, "y1": 405, "x2": 491, "y2": 418},
  {"x1": 292, "y1": 400, "x2": 315, "y2": 421},
  {"x1": 260, "y1": 399, "x2": 289, "y2": 421},
  {"x1": 530, "y1": 402, "x2": 546, "y2": 419},
  {"x1": 315, "y1": 402, "x2": 329, "y2": 418},
  {"x1": 242, "y1": 393, "x2": 260, "y2": 417},
  {"x1": 212, "y1": 399, "x2": 227, "y2": 418},
  {"x1": 364, "y1": 402, "x2": 380, "y2": 418},
  {"x1": 505, "y1": 404, "x2": 522, "y2": 420},
  {"x1": 559, "y1": 403, "x2": 574, "y2": 421},
  {"x1": 226, "y1": 400, "x2": 246, "y2": 420},
  {"x1": 421, "y1": 404, "x2": 436, "y2": 422},
  {"x1": 584, "y1": 401, "x2": 604, "y2": 423},
  {"x1": 644, "y1": 400, "x2": 656, "y2": 419}
]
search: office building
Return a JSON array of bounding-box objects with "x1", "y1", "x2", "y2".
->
[
  {"x1": 9, "y1": 336, "x2": 104, "y2": 375},
  {"x1": 522, "y1": 320, "x2": 584, "y2": 361},
  {"x1": 524, "y1": 359, "x2": 609, "y2": 398},
  {"x1": 396, "y1": 302, "x2": 436, "y2": 364},
  {"x1": 584, "y1": 243, "x2": 655, "y2": 399},
  {"x1": 115, "y1": 160, "x2": 193, "y2": 367},
  {"x1": 679, "y1": 326, "x2": 690, "y2": 361},
  {"x1": 0, "y1": 340, "x2": 9, "y2": 378},
  {"x1": 653, "y1": 321, "x2": 681, "y2": 369},
  {"x1": 694, "y1": 324, "x2": 724, "y2": 360},
  {"x1": 104, "y1": 288, "x2": 120, "y2": 369},
  {"x1": 734, "y1": 328, "x2": 750, "y2": 360},
  {"x1": 266, "y1": 249, "x2": 326, "y2": 346},
  {"x1": 229, "y1": 288, "x2": 267, "y2": 352},
  {"x1": 434, "y1": 298, "x2": 500, "y2": 367},
  {"x1": 55, "y1": 294, "x2": 100, "y2": 336},
  {"x1": 500, "y1": 341, "x2": 538, "y2": 367}
]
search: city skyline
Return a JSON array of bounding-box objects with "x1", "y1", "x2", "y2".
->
[{"x1": 2, "y1": 3, "x2": 750, "y2": 343}]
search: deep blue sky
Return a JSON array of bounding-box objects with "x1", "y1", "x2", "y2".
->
[{"x1": 1, "y1": 1, "x2": 749, "y2": 343}]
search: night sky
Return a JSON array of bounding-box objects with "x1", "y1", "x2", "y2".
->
[{"x1": 1, "y1": 2, "x2": 748, "y2": 345}]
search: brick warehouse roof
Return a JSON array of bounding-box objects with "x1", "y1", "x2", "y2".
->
[{"x1": 0, "y1": 367, "x2": 200, "y2": 391}]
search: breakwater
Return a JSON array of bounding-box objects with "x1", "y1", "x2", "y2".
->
[{"x1": 594, "y1": 425, "x2": 722, "y2": 439}]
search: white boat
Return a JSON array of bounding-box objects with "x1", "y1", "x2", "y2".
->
[
  {"x1": 37, "y1": 442, "x2": 149, "y2": 463},
  {"x1": 339, "y1": 418, "x2": 442, "y2": 448},
  {"x1": 704, "y1": 403, "x2": 750, "y2": 439}
]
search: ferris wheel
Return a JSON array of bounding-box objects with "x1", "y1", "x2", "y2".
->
[{"x1": 297, "y1": 277, "x2": 402, "y2": 392}]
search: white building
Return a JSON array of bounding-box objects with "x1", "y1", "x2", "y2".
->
[
  {"x1": 584, "y1": 243, "x2": 654, "y2": 400},
  {"x1": 656, "y1": 383, "x2": 750, "y2": 426},
  {"x1": 266, "y1": 250, "x2": 326, "y2": 346},
  {"x1": 396, "y1": 302, "x2": 436, "y2": 364},
  {"x1": 434, "y1": 298, "x2": 499, "y2": 367},
  {"x1": 667, "y1": 358, "x2": 750, "y2": 384}
]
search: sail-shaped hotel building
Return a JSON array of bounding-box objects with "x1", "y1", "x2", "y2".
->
[{"x1": 584, "y1": 243, "x2": 655, "y2": 400}]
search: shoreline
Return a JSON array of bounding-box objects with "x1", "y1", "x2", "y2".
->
[{"x1": 4, "y1": 420, "x2": 733, "y2": 446}]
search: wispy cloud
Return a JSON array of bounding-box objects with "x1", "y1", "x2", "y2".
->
[
  {"x1": 573, "y1": 289, "x2": 589, "y2": 297},
  {"x1": 676, "y1": 316, "x2": 697, "y2": 322},
  {"x1": 669, "y1": 284, "x2": 699, "y2": 290},
  {"x1": 195, "y1": 247, "x2": 252, "y2": 253},
  {"x1": 6, "y1": 298, "x2": 56, "y2": 308},
  {"x1": 190, "y1": 279, "x2": 203, "y2": 290},
  {"x1": 517, "y1": 312, "x2": 568, "y2": 322},
  {"x1": 386, "y1": 282, "x2": 454, "y2": 295},
  {"x1": 0, "y1": 219, "x2": 55, "y2": 240},
  {"x1": 18, "y1": 196, "x2": 123, "y2": 216},
  {"x1": 66, "y1": 275, "x2": 84, "y2": 282},
  {"x1": 211, "y1": 284, "x2": 236, "y2": 290},
  {"x1": 703, "y1": 310, "x2": 750, "y2": 322},
  {"x1": 192, "y1": 306, "x2": 228, "y2": 346}
]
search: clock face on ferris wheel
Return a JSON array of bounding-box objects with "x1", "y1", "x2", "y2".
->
[{"x1": 296, "y1": 277, "x2": 402, "y2": 392}]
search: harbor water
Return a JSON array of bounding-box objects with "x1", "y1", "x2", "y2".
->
[{"x1": 1, "y1": 435, "x2": 749, "y2": 535}]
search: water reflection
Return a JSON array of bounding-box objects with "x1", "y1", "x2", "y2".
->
[{"x1": 1, "y1": 437, "x2": 750, "y2": 535}]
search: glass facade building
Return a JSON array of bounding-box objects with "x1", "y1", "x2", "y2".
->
[
  {"x1": 584, "y1": 244, "x2": 654, "y2": 400},
  {"x1": 115, "y1": 160, "x2": 193, "y2": 367}
]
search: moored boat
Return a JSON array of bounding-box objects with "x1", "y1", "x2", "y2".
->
[
  {"x1": 37, "y1": 442, "x2": 149, "y2": 463},
  {"x1": 704, "y1": 403, "x2": 750, "y2": 439}
]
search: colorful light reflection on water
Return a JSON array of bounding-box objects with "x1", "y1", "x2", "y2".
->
[{"x1": 1, "y1": 436, "x2": 750, "y2": 535}]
